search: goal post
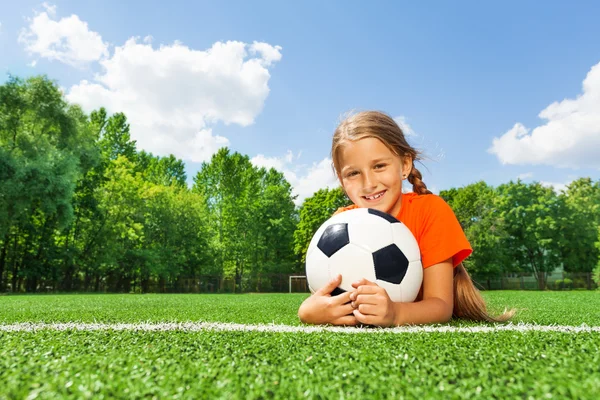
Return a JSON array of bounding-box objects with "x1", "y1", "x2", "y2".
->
[{"x1": 289, "y1": 275, "x2": 308, "y2": 293}]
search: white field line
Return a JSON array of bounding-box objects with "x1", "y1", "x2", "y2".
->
[{"x1": 1, "y1": 322, "x2": 599, "y2": 334}]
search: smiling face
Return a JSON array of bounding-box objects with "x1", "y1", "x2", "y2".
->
[{"x1": 338, "y1": 137, "x2": 412, "y2": 217}]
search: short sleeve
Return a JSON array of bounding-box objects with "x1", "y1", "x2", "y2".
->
[{"x1": 419, "y1": 196, "x2": 472, "y2": 268}]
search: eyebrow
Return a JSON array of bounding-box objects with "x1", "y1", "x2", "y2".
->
[
  {"x1": 341, "y1": 157, "x2": 393, "y2": 173},
  {"x1": 371, "y1": 157, "x2": 393, "y2": 164}
]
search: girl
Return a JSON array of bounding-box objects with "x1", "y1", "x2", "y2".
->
[{"x1": 298, "y1": 111, "x2": 513, "y2": 326}]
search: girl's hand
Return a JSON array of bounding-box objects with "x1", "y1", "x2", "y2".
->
[
  {"x1": 298, "y1": 275, "x2": 358, "y2": 326},
  {"x1": 350, "y1": 278, "x2": 397, "y2": 327}
]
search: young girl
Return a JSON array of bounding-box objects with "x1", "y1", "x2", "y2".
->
[{"x1": 298, "y1": 111, "x2": 513, "y2": 326}]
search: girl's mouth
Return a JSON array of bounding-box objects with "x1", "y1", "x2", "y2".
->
[{"x1": 363, "y1": 190, "x2": 386, "y2": 201}]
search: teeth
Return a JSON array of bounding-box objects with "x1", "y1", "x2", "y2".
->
[{"x1": 366, "y1": 192, "x2": 384, "y2": 200}]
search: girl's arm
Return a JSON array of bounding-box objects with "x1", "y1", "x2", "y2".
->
[
  {"x1": 350, "y1": 258, "x2": 454, "y2": 326},
  {"x1": 393, "y1": 259, "x2": 454, "y2": 325}
]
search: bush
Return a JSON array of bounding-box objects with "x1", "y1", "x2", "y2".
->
[
  {"x1": 593, "y1": 265, "x2": 600, "y2": 287},
  {"x1": 554, "y1": 278, "x2": 573, "y2": 290},
  {"x1": 573, "y1": 278, "x2": 586, "y2": 289}
]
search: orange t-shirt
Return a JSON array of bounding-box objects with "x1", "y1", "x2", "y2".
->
[{"x1": 335, "y1": 192, "x2": 472, "y2": 269}]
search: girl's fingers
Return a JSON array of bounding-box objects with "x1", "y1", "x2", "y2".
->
[
  {"x1": 339, "y1": 303, "x2": 356, "y2": 316},
  {"x1": 332, "y1": 290, "x2": 352, "y2": 305},
  {"x1": 351, "y1": 278, "x2": 378, "y2": 289},
  {"x1": 357, "y1": 304, "x2": 378, "y2": 315},
  {"x1": 352, "y1": 309, "x2": 375, "y2": 325},
  {"x1": 315, "y1": 274, "x2": 342, "y2": 296},
  {"x1": 331, "y1": 315, "x2": 358, "y2": 326},
  {"x1": 349, "y1": 285, "x2": 380, "y2": 301},
  {"x1": 354, "y1": 293, "x2": 380, "y2": 306}
]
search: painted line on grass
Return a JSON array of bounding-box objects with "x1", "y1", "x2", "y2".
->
[{"x1": 1, "y1": 322, "x2": 599, "y2": 334}]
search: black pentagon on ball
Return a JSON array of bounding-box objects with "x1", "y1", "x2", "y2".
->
[
  {"x1": 317, "y1": 223, "x2": 350, "y2": 257},
  {"x1": 330, "y1": 287, "x2": 347, "y2": 296},
  {"x1": 367, "y1": 208, "x2": 400, "y2": 224},
  {"x1": 372, "y1": 244, "x2": 409, "y2": 284}
]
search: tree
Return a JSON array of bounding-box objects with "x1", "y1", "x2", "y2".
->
[
  {"x1": 441, "y1": 181, "x2": 508, "y2": 285},
  {"x1": 193, "y1": 148, "x2": 298, "y2": 291},
  {"x1": 140, "y1": 183, "x2": 213, "y2": 292},
  {"x1": 495, "y1": 181, "x2": 562, "y2": 289},
  {"x1": 98, "y1": 111, "x2": 136, "y2": 162},
  {"x1": 557, "y1": 178, "x2": 600, "y2": 274},
  {"x1": 251, "y1": 167, "x2": 298, "y2": 274},
  {"x1": 136, "y1": 151, "x2": 187, "y2": 187},
  {"x1": 60, "y1": 108, "x2": 139, "y2": 290},
  {"x1": 95, "y1": 156, "x2": 147, "y2": 292},
  {"x1": 0, "y1": 76, "x2": 95, "y2": 292}
]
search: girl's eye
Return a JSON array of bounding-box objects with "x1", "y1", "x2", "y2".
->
[
  {"x1": 346, "y1": 171, "x2": 359, "y2": 178},
  {"x1": 374, "y1": 164, "x2": 386, "y2": 169}
]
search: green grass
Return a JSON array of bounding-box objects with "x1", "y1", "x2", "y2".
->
[
  {"x1": 1, "y1": 291, "x2": 600, "y2": 399},
  {"x1": 1, "y1": 291, "x2": 599, "y2": 325}
]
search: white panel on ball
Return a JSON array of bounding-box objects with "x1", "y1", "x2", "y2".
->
[
  {"x1": 390, "y1": 223, "x2": 421, "y2": 262},
  {"x1": 348, "y1": 214, "x2": 394, "y2": 252},
  {"x1": 305, "y1": 248, "x2": 331, "y2": 293},
  {"x1": 328, "y1": 243, "x2": 376, "y2": 292},
  {"x1": 375, "y1": 280, "x2": 404, "y2": 302},
  {"x1": 399, "y1": 261, "x2": 423, "y2": 301}
]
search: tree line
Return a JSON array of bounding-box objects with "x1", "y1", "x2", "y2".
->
[{"x1": 1, "y1": 76, "x2": 599, "y2": 293}]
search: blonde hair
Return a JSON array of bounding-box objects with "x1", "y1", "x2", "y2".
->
[{"x1": 331, "y1": 110, "x2": 513, "y2": 323}]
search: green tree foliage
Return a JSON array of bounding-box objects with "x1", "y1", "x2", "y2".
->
[
  {"x1": 253, "y1": 167, "x2": 298, "y2": 274},
  {"x1": 142, "y1": 183, "x2": 213, "y2": 292},
  {"x1": 0, "y1": 76, "x2": 218, "y2": 292},
  {"x1": 557, "y1": 178, "x2": 600, "y2": 273},
  {"x1": 594, "y1": 229, "x2": 600, "y2": 286},
  {"x1": 440, "y1": 182, "x2": 509, "y2": 285},
  {"x1": 495, "y1": 181, "x2": 562, "y2": 289},
  {"x1": 293, "y1": 187, "x2": 349, "y2": 264},
  {"x1": 136, "y1": 151, "x2": 187, "y2": 187},
  {"x1": 0, "y1": 76, "x2": 96, "y2": 292},
  {"x1": 193, "y1": 148, "x2": 298, "y2": 291},
  {"x1": 98, "y1": 110, "x2": 137, "y2": 162},
  {"x1": 58, "y1": 109, "x2": 138, "y2": 291}
]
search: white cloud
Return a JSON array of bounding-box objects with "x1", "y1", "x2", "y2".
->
[
  {"x1": 393, "y1": 116, "x2": 416, "y2": 137},
  {"x1": 67, "y1": 38, "x2": 282, "y2": 163},
  {"x1": 489, "y1": 61, "x2": 600, "y2": 169},
  {"x1": 251, "y1": 153, "x2": 338, "y2": 205},
  {"x1": 251, "y1": 151, "x2": 295, "y2": 171},
  {"x1": 18, "y1": 4, "x2": 109, "y2": 67},
  {"x1": 292, "y1": 158, "x2": 339, "y2": 204},
  {"x1": 41, "y1": 2, "x2": 56, "y2": 15},
  {"x1": 249, "y1": 41, "x2": 283, "y2": 66},
  {"x1": 517, "y1": 172, "x2": 533, "y2": 180},
  {"x1": 540, "y1": 181, "x2": 568, "y2": 194}
]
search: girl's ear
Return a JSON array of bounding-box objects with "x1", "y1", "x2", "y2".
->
[{"x1": 401, "y1": 157, "x2": 413, "y2": 179}]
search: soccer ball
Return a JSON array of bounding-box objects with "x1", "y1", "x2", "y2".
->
[{"x1": 305, "y1": 208, "x2": 423, "y2": 302}]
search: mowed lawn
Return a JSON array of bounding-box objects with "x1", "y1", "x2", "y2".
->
[{"x1": 1, "y1": 291, "x2": 599, "y2": 399}]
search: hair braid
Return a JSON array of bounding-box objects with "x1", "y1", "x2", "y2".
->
[
  {"x1": 454, "y1": 263, "x2": 515, "y2": 322},
  {"x1": 408, "y1": 166, "x2": 432, "y2": 195}
]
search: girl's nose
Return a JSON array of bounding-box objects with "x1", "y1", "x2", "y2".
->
[{"x1": 362, "y1": 171, "x2": 377, "y2": 191}]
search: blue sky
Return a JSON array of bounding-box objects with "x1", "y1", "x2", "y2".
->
[{"x1": 2, "y1": 1, "x2": 599, "y2": 203}]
